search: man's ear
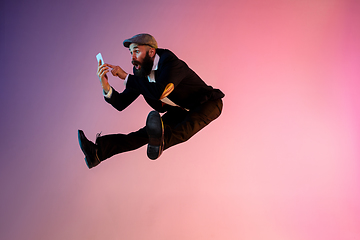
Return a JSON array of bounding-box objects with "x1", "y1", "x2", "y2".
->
[{"x1": 149, "y1": 47, "x2": 156, "y2": 58}]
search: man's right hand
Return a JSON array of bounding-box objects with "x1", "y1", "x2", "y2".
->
[{"x1": 97, "y1": 60, "x2": 111, "y2": 93}]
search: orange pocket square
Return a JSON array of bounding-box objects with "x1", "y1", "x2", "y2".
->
[{"x1": 160, "y1": 83, "x2": 174, "y2": 99}]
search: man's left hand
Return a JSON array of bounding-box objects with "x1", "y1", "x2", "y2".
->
[{"x1": 106, "y1": 64, "x2": 128, "y2": 80}]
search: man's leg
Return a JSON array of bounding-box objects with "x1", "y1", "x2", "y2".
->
[
  {"x1": 84, "y1": 98, "x2": 223, "y2": 163},
  {"x1": 162, "y1": 98, "x2": 223, "y2": 150},
  {"x1": 96, "y1": 127, "x2": 148, "y2": 161}
]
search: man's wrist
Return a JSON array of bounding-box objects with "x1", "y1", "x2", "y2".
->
[
  {"x1": 102, "y1": 83, "x2": 111, "y2": 93},
  {"x1": 120, "y1": 72, "x2": 128, "y2": 80},
  {"x1": 104, "y1": 86, "x2": 113, "y2": 98},
  {"x1": 103, "y1": 88, "x2": 110, "y2": 94}
]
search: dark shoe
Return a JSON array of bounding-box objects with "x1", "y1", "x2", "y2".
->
[
  {"x1": 146, "y1": 111, "x2": 164, "y2": 160},
  {"x1": 78, "y1": 130, "x2": 101, "y2": 169}
]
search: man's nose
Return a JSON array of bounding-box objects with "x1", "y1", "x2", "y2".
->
[{"x1": 132, "y1": 53, "x2": 136, "y2": 61}]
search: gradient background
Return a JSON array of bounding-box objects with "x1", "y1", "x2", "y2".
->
[{"x1": 1, "y1": 0, "x2": 360, "y2": 239}]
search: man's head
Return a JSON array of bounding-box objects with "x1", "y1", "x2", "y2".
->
[{"x1": 123, "y1": 34, "x2": 157, "y2": 77}]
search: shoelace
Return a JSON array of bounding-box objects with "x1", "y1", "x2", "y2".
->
[
  {"x1": 96, "y1": 131, "x2": 102, "y2": 141},
  {"x1": 95, "y1": 132, "x2": 102, "y2": 161}
]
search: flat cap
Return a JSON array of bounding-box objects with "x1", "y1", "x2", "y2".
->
[{"x1": 123, "y1": 33, "x2": 158, "y2": 49}]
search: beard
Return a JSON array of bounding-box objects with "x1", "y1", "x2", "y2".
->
[{"x1": 133, "y1": 52, "x2": 154, "y2": 78}]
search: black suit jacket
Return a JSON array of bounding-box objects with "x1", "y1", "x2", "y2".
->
[{"x1": 105, "y1": 48, "x2": 224, "y2": 112}]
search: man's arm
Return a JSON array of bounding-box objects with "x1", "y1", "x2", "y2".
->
[
  {"x1": 105, "y1": 87, "x2": 140, "y2": 112},
  {"x1": 97, "y1": 61, "x2": 137, "y2": 111}
]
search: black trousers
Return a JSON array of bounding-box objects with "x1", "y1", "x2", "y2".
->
[{"x1": 96, "y1": 98, "x2": 223, "y2": 161}]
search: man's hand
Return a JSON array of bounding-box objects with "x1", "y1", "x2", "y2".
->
[
  {"x1": 106, "y1": 64, "x2": 128, "y2": 80},
  {"x1": 97, "y1": 60, "x2": 111, "y2": 93}
]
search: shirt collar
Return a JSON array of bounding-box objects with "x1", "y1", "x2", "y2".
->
[
  {"x1": 147, "y1": 53, "x2": 160, "y2": 83},
  {"x1": 152, "y1": 53, "x2": 160, "y2": 71}
]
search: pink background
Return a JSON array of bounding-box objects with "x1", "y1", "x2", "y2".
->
[{"x1": 1, "y1": 0, "x2": 360, "y2": 239}]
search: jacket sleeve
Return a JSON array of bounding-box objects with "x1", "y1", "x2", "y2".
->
[
  {"x1": 126, "y1": 50, "x2": 188, "y2": 100},
  {"x1": 104, "y1": 87, "x2": 139, "y2": 111}
]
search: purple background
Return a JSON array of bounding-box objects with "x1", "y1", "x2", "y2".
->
[{"x1": 1, "y1": 0, "x2": 360, "y2": 239}]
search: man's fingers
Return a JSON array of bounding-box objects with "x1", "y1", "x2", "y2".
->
[
  {"x1": 98, "y1": 65, "x2": 108, "y2": 72},
  {"x1": 100, "y1": 69, "x2": 109, "y2": 79},
  {"x1": 100, "y1": 68, "x2": 109, "y2": 76},
  {"x1": 97, "y1": 63, "x2": 122, "y2": 79},
  {"x1": 103, "y1": 69, "x2": 109, "y2": 76},
  {"x1": 98, "y1": 65, "x2": 109, "y2": 77}
]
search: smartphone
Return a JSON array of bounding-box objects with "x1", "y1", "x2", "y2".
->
[{"x1": 96, "y1": 53, "x2": 104, "y2": 65}]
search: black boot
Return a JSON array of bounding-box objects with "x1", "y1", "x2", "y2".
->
[
  {"x1": 78, "y1": 130, "x2": 101, "y2": 169},
  {"x1": 146, "y1": 111, "x2": 164, "y2": 160}
]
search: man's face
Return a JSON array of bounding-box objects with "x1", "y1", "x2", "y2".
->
[
  {"x1": 129, "y1": 43, "x2": 154, "y2": 77},
  {"x1": 129, "y1": 43, "x2": 150, "y2": 70}
]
